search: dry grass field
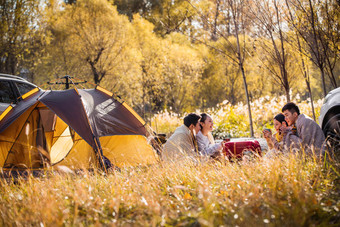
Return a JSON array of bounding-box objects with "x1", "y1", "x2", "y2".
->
[
  {"x1": 1, "y1": 96, "x2": 339, "y2": 226},
  {"x1": 0, "y1": 154, "x2": 339, "y2": 226}
]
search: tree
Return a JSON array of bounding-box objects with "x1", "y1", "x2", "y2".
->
[
  {"x1": 162, "y1": 38, "x2": 204, "y2": 112},
  {"x1": 64, "y1": 0, "x2": 77, "y2": 4},
  {"x1": 114, "y1": 0, "x2": 199, "y2": 37},
  {"x1": 210, "y1": 0, "x2": 222, "y2": 41},
  {"x1": 294, "y1": 32, "x2": 316, "y2": 120},
  {"x1": 319, "y1": 0, "x2": 340, "y2": 88},
  {"x1": 131, "y1": 15, "x2": 167, "y2": 118},
  {"x1": 188, "y1": 0, "x2": 255, "y2": 136},
  {"x1": 113, "y1": 0, "x2": 159, "y2": 21},
  {"x1": 48, "y1": 0, "x2": 131, "y2": 84},
  {"x1": 285, "y1": 0, "x2": 340, "y2": 96},
  {"x1": 251, "y1": 0, "x2": 292, "y2": 101},
  {"x1": 0, "y1": 0, "x2": 42, "y2": 76},
  {"x1": 198, "y1": 45, "x2": 239, "y2": 107},
  {"x1": 221, "y1": 0, "x2": 255, "y2": 136},
  {"x1": 148, "y1": 0, "x2": 198, "y2": 36},
  {"x1": 190, "y1": 0, "x2": 228, "y2": 41}
]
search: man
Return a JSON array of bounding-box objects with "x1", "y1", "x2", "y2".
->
[
  {"x1": 162, "y1": 113, "x2": 201, "y2": 163},
  {"x1": 267, "y1": 102, "x2": 325, "y2": 155}
]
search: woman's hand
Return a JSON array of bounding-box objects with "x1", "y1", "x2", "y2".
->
[
  {"x1": 263, "y1": 129, "x2": 272, "y2": 139},
  {"x1": 279, "y1": 125, "x2": 290, "y2": 136}
]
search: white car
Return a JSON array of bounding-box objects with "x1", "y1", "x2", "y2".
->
[
  {"x1": 319, "y1": 87, "x2": 340, "y2": 153},
  {"x1": 0, "y1": 74, "x2": 38, "y2": 114}
]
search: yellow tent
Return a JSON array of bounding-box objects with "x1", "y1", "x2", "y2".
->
[{"x1": 0, "y1": 87, "x2": 159, "y2": 170}]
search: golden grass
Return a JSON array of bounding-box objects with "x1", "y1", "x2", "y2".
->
[
  {"x1": 0, "y1": 154, "x2": 339, "y2": 226},
  {"x1": 1, "y1": 96, "x2": 337, "y2": 226}
]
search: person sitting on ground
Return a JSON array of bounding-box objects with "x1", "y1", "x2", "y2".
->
[
  {"x1": 263, "y1": 113, "x2": 288, "y2": 150},
  {"x1": 267, "y1": 102, "x2": 325, "y2": 155},
  {"x1": 162, "y1": 113, "x2": 201, "y2": 162},
  {"x1": 196, "y1": 113, "x2": 223, "y2": 158}
]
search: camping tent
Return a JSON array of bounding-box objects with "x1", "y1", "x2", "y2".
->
[{"x1": 0, "y1": 86, "x2": 158, "y2": 170}]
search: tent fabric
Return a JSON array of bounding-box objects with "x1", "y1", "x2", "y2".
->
[
  {"x1": 54, "y1": 137, "x2": 98, "y2": 169},
  {"x1": 78, "y1": 89, "x2": 147, "y2": 137},
  {"x1": 39, "y1": 89, "x2": 98, "y2": 150},
  {"x1": 0, "y1": 103, "x2": 40, "y2": 167},
  {"x1": 0, "y1": 87, "x2": 158, "y2": 170},
  {"x1": 100, "y1": 135, "x2": 156, "y2": 168},
  {"x1": 49, "y1": 126, "x2": 74, "y2": 164},
  {"x1": 0, "y1": 90, "x2": 44, "y2": 133},
  {"x1": 3, "y1": 108, "x2": 49, "y2": 168}
]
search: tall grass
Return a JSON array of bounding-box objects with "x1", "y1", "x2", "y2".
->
[
  {"x1": 1, "y1": 95, "x2": 338, "y2": 226},
  {"x1": 0, "y1": 155, "x2": 339, "y2": 226}
]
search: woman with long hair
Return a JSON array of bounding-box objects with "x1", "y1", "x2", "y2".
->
[
  {"x1": 263, "y1": 113, "x2": 288, "y2": 150},
  {"x1": 196, "y1": 113, "x2": 223, "y2": 158}
]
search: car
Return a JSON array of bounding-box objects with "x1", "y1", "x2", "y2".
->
[
  {"x1": 0, "y1": 73, "x2": 38, "y2": 114},
  {"x1": 319, "y1": 87, "x2": 340, "y2": 153}
]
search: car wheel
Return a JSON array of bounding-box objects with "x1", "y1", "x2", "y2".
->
[{"x1": 323, "y1": 114, "x2": 340, "y2": 159}]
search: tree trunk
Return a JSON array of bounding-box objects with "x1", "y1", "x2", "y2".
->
[
  {"x1": 308, "y1": 0, "x2": 327, "y2": 97},
  {"x1": 325, "y1": 57, "x2": 338, "y2": 88},
  {"x1": 211, "y1": 0, "x2": 221, "y2": 41},
  {"x1": 275, "y1": 0, "x2": 290, "y2": 102},
  {"x1": 285, "y1": 88, "x2": 290, "y2": 103},
  {"x1": 240, "y1": 63, "x2": 254, "y2": 137},
  {"x1": 307, "y1": 82, "x2": 316, "y2": 121},
  {"x1": 296, "y1": 33, "x2": 316, "y2": 120},
  {"x1": 320, "y1": 66, "x2": 327, "y2": 96},
  {"x1": 232, "y1": 6, "x2": 254, "y2": 137},
  {"x1": 87, "y1": 61, "x2": 100, "y2": 84}
]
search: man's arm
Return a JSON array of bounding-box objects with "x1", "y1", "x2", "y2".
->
[
  {"x1": 270, "y1": 126, "x2": 302, "y2": 152},
  {"x1": 284, "y1": 131, "x2": 302, "y2": 152}
]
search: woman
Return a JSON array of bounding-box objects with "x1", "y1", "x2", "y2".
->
[
  {"x1": 263, "y1": 113, "x2": 287, "y2": 150},
  {"x1": 196, "y1": 113, "x2": 223, "y2": 157}
]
